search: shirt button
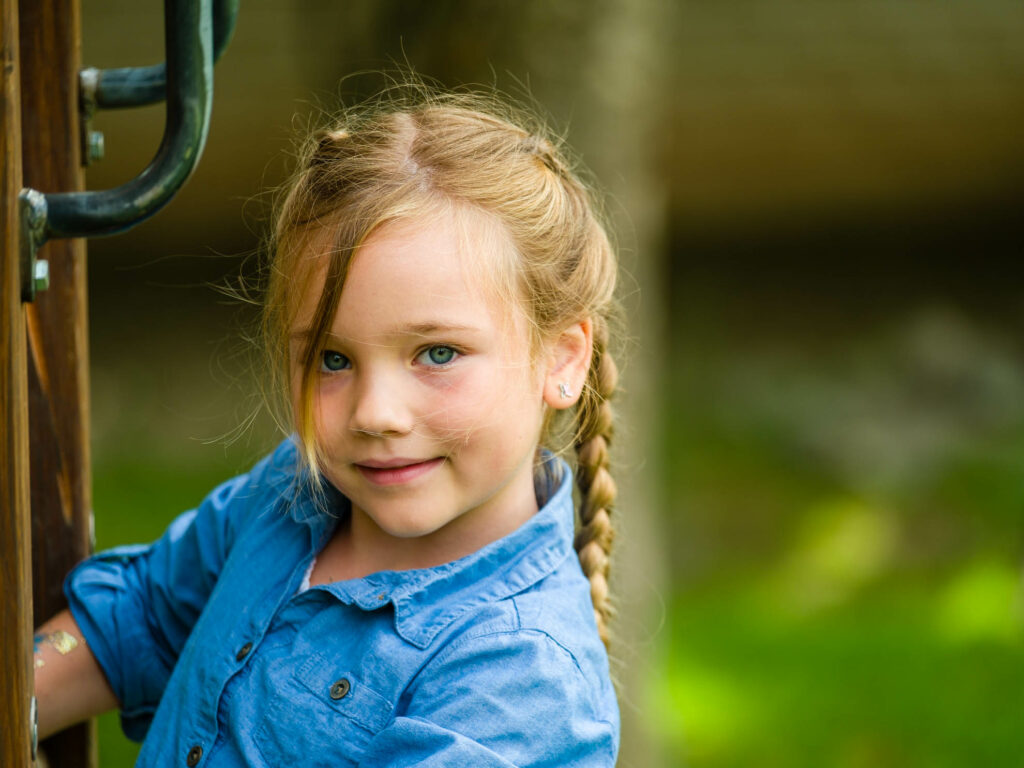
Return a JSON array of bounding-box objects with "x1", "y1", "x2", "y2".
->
[
  {"x1": 329, "y1": 678, "x2": 351, "y2": 700},
  {"x1": 235, "y1": 642, "x2": 253, "y2": 662},
  {"x1": 186, "y1": 745, "x2": 203, "y2": 767}
]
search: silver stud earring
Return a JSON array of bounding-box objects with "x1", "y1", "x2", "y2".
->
[{"x1": 558, "y1": 382, "x2": 572, "y2": 400}]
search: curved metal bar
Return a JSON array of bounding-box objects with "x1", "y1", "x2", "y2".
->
[
  {"x1": 87, "y1": 0, "x2": 236, "y2": 109},
  {"x1": 39, "y1": 0, "x2": 214, "y2": 244}
]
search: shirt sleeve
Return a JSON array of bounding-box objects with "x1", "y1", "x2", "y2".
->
[
  {"x1": 357, "y1": 629, "x2": 618, "y2": 768},
  {"x1": 64, "y1": 440, "x2": 296, "y2": 740}
]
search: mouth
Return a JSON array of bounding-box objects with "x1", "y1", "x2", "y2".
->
[{"x1": 354, "y1": 457, "x2": 444, "y2": 486}]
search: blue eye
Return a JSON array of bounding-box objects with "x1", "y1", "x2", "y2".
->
[
  {"x1": 320, "y1": 350, "x2": 350, "y2": 372},
  {"x1": 418, "y1": 345, "x2": 458, "y2": 366}
]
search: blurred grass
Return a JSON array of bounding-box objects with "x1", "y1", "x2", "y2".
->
[
  {"x1": 649, "y1": 300, "x2": 1024, "y2": 767},
  {"x1": 651, "y1": 578, "x2": 1024, "y2": 768}
]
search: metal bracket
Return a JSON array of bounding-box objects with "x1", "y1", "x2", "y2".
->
[
  {"x1": 76, "y1": 0, "x2": 237, "y2": 168},
  {"x1": 81, "y1": 0, "x2": 237, "y2": 111},
  {"x1": 19, "y1": 189, "x2": 49, "y2": 303},
  {"x1": 78, "y1": 66, "x2": 102, "y2": 167},
  {"x1": 20, "y1": 0, "x2": 220, "y2": 303}
]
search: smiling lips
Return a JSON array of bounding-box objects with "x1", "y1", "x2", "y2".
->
[{"x1": 355, "y1": 457, "x2": 444, "y2": 486}]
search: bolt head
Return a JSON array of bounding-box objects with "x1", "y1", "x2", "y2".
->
[
  {"x1": 88, "y1": 131, "x2": 105, "y2": 162},
  {"x1": 33, "y1": 259, "x2": 50, "y2": 293}
]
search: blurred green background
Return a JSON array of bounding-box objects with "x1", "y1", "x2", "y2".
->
[{"x1": 78, "y1": 1, "x2": 1024, "y2": 766}]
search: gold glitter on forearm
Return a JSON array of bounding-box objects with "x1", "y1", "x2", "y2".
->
[{"x1": 36, "y1": 630, "x2": 79, "y2": 655}]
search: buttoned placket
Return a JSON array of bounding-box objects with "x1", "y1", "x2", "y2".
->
[{"x1": 174, "y1": 515, "x2": 324, "y2": 768}]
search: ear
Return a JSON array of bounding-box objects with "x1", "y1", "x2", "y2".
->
[{"x1": 543, "y1": 318, "x2": 593, "y2": 410}]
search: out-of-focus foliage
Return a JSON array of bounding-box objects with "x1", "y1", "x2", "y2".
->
[{"x1": 655, "y1": 303, "x2": 1024, "y2": 766}]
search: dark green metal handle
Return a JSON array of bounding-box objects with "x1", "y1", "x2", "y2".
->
[
  {"x1": 83, "y1": 0, "x2": 237, "y2": 109},
  {"x1": 19, "y1": 0, "x2": 216, "y2": 301},
  {"x1": 46, "y1": 0, "x2": 213, "y2": 237}
]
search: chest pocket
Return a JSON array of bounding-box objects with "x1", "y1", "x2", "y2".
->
[{"x1": 253, "y1": 653, "x2": 394, "y2": 767}]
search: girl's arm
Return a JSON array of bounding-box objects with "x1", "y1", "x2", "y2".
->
[
  {"x1": 33, "y1": 608, "x2": 118, "y2": 740},
  {"x1": 46, "y1": 439, "x2": 298, "y2": 741}
]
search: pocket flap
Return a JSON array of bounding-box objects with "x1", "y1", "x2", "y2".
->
[{"x1": 294, "y1": 654, "x2": 394, "y2": 733}]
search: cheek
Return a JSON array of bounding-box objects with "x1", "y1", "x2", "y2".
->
[
  {"x1": 429, "y1": 362, "x2": 543, "y2": 446},
  {"x1": 289, "y1": 377, "x2": 306, "y2": 435},
  {"x1": 309, "y1": 382, "x2": 348, "y2": 442},
  {"x1": 289, "y1": 385, "x2": 303, "y2": 431},
  {"x1": 424, "y1": 373, "x2": 492, "y2": 440}
]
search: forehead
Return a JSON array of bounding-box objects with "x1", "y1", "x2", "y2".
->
[{"x1": 293, "y1": 211, "x2": 520, "y2": 340}]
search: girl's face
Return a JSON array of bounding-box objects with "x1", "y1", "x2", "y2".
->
[{"x1": 290, "y1": 215, "x2": 551, "y2": 561}]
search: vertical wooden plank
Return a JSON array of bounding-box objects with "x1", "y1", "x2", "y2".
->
[
  {"x1": 18, "y1": 0, "x2": 95, "y2": 765},
  {"x1": 0, "y1": 0, "x2": 33, "y2": 764}
]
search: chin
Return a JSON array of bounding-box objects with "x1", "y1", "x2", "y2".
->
[{"x1": 367, "y1": 507, "x2": 451, "y2": 540}]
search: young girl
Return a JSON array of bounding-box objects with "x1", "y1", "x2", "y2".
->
[{"x1": 33, "y1": 93, "x2": 621, "y2": 767}]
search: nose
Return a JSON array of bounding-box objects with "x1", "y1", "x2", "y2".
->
[{"x1": 349, "y1": 370, "x2": 413, "y2": 437}]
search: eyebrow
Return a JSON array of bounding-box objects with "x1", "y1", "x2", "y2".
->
[
  {"x1": 289, "y1": 322, "x2": 481, "y2": 342},
  {"x1": 402, "y1": 322, "x2": 481, "y2": 336}
]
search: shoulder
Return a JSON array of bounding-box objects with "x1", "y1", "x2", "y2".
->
[
  {"x1": 402, "y1": 571, "x2": 618, "y2": 763},
  {"x1": 430, "y1": 615, "x2": 614, "y2": 721},
  {"x1": 441, "y1": 562, "x2": 609, "y2": 685}
]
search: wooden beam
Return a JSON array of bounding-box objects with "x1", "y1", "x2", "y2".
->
[
  {"x1": 1, "y1": 0, "x2": 33, "y2": 763},
  {"x1": 18, "y1": 0, "x2": 95, "y2": 765}
]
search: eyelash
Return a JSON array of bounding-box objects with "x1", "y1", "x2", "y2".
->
[
  {"x1": 317, "y1": 344, "x2": 462, "y2": 374},
  {"x1": 415, "y1": 344, "x2": 461, "y2": 368},
  {"x1": 319, "y1": 350, "x2": 350, "y2": 373}
]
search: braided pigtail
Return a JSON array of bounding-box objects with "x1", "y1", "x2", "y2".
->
[{"x1": 573, "y1": 320, "x2": 618, "y2": 648}]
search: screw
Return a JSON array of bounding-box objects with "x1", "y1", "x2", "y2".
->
[
  {"x1": 88, "y1": 131, "x2": 105, "y2": 162},
  {"x1": 30, "y1": 696, "x2": 38, "y2": 760},
  {"x1": 33, "y1": 259, "x2": 50, "y2": 293}
]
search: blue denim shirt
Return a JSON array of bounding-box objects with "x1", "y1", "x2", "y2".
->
[{"x1": 66, "y1": 439, "x2": 619, "y2": 767}]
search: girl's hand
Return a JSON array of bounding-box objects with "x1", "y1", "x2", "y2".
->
[{"x1": 33, "y1": 609, "x2": 118, "y2": 740}]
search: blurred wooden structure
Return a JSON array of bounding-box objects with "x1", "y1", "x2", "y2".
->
[
  {"x1": 1, "y1": 0, "x2": 94, "y2": 765},
  {"x1": 1, "y1": 0, "x2": 34, "y2": 763}
]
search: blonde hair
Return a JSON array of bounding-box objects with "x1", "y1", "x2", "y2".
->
[{"x1": 262, "y1": 92, "x2": 620, "y2": 645}]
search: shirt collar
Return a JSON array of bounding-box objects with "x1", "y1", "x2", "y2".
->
[{"x1": 296, "y1": 453, "x2": 576, "y2": 649}]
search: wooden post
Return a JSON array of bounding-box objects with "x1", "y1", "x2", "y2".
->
[
  {"x1": 18, "y1": 0, "x2": 96, "y2": 765},
  {"x1": 1, "y1": 0, "x2": 34, "y2": 764}
]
